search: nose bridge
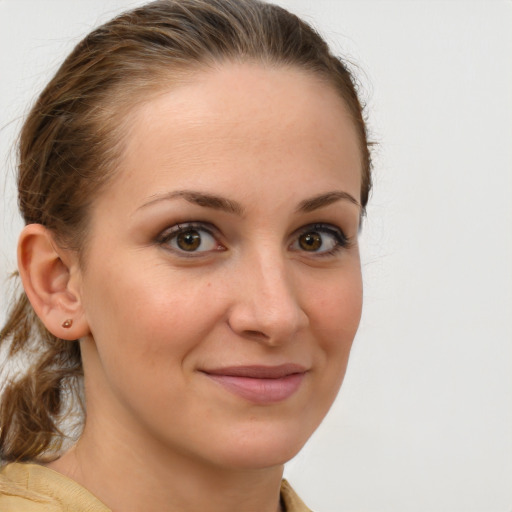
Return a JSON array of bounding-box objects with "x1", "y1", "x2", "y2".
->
[{"x1": 229, "y1": 241, "x2": 308, "y2": 343}]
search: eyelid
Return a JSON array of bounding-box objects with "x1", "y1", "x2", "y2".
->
[
  {"x1": 156, "y1": 221, "x2": 225, "y2": 255},
  {"x1": 290, "y1": 222, "x2": 350, "y2": 255},
  {"x1": 155, "y1": 221, "x2": 351, "y2": 258}
]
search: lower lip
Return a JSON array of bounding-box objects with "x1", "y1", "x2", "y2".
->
[{"x1": 204, "y1": 373, "x2": 306, "y2": 404}]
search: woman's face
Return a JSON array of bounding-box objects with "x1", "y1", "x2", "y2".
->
[{"x1": 75, "y1": 63, "x2": 363, "y2": 469}]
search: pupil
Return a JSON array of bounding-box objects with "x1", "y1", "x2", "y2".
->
[
  {"x1": 299, "y1": 232, "x2": 322, "y2": 251},
  {"x1": 177, "y1": 230, "x2": 201, "y2": 251}
]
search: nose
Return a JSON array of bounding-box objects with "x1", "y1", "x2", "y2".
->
[{"x1": 227, "y1": 249, "x2": 309, "y2": 346}]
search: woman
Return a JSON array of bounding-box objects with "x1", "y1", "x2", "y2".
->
[{"x1": 0, "y1": 0, "x2": 372, "y2": 510}]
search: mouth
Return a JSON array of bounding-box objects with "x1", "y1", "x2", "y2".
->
[{"x1": 200, "y1": 364, "x2": 307, "y2": 404}]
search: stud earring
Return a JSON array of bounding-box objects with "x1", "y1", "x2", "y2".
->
[{"x1": 62, "y1": 319, "x2": 73, "y2": 329}]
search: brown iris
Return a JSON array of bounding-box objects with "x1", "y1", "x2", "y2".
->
[
  {"x1": 177, "y1": 230, "x2": 201, "y2": 251},
  {"x1": 298, "y1": 231, "x2": 322, "y2": 251}
]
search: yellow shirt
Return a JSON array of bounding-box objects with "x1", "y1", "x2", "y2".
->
[{"x1": 0, "y1": 463, "x2": 311, "y2": 511}]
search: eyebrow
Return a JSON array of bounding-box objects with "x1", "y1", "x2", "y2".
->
[
  {"x1": 136, "y1": 189, "x2": 360, "y2": 215},
  {"x1": 137, "y1": 190, "x2": 245, "y2": 215},
  {"x1": 296, "y1": 191, "x2": 360, "y2": 212}
]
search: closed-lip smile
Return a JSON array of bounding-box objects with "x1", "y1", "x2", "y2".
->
[{"x1": 201, "y1": 364, "x2": 307, "y2": 404}]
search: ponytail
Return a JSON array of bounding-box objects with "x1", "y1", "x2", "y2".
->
[{"x1": 0, "y1": 274, "x2": 83, "y2": 463}]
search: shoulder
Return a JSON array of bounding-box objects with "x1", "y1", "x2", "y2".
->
[
  {"x1": 280, "y1": 479, "x2": 313, "y2": 512},
  {"x1": 0, "y1": 463, "x2": 111, "y2": 512},
  {"x1": 1, "y1": 465, "x2": 311, "y2": 512}
]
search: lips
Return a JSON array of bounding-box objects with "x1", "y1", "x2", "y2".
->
[{"x1": 201, "y1": 364, "x2": 307, "y2": 404}]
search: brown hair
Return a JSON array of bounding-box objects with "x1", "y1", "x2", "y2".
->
[{"x1": 0, "y1": 0, "x2": 372, "y2": 463}]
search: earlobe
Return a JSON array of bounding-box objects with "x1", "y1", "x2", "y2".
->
[{"x1": 17, "y1": 224, "x2": 90, "y2": 341}]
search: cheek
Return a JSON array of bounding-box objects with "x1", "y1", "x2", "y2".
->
[
  {"x1": 310, "y1": 268, "x2": 363, "y2": 337},
  {"x1": 297, "y1": 266, "x2": 362, "y2": 430},
  {"x1": 81, "y1": 260, "x2": 239, "y2": 396},
  {"x1": 307, "y1": 265, "x2": 363, "y2": 385},
  {"x1": 79, "y1": 258, "x2": 226, "y2": 409}
]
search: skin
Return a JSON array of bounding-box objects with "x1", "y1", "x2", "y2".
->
[{"x1": 25, "y1": 63, "x2": 363, "y2": 512}]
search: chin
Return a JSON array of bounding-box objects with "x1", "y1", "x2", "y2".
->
[{"x1": 204, "y1": 420, "x2": 316, "y2": 471}]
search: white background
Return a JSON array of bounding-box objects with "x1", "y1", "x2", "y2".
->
[{"x1": 1, "y1": 1, "x2": 511, "y2": 511}]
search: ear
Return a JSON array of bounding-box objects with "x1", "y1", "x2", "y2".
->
[{"x1": 17, "y1": 224, "x2": 90, "y2": 341}]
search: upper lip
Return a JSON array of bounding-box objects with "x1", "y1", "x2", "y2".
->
[{"x1": 202, "y1": 364, "x2": 307, "y2": 379}]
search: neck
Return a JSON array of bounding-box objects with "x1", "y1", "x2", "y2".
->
[{"x1": 48, "y1": 420, "x2": 284, "y2": 512}]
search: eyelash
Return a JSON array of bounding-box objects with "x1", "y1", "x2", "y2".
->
[
  {"x1": 291, "y1": 223, "x2": 350, "y2": 257},
  {"x1": 156, "y1": 222, "x2": 350, "y2": 257},
  {"x1": 156, "y1": 222, "x2": 223, "y2": 256}
]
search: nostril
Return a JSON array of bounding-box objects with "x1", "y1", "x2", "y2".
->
[{"x1": 243, "y1": 329, "x2": 269, "y2": 340}]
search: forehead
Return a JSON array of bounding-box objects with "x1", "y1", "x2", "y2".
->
[{"x1": 106, "y1": 62, "x2": 362, "y2": 207}]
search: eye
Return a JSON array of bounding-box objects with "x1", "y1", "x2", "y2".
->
[
  {"x1": 158, "y1": 223, "x2": 222, "y2": 254},
  {"x1": 291, "y1": 224, "x2": 348, "y2": 256}
]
